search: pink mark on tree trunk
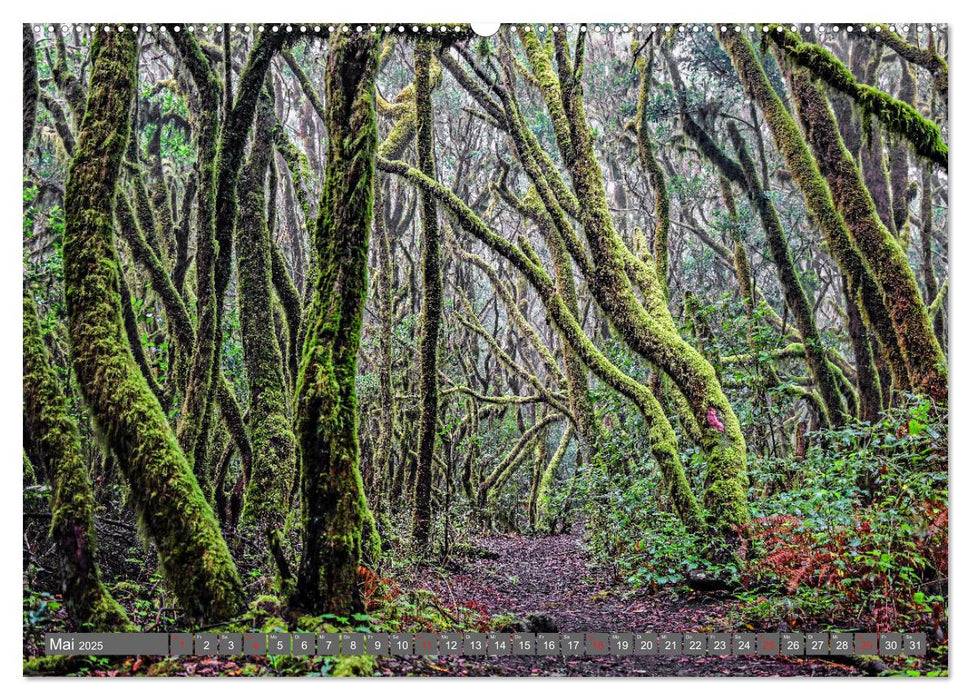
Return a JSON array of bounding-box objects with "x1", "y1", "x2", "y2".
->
[{"x1": 706, "y1": 407, "x2": 725, "y2": 432}]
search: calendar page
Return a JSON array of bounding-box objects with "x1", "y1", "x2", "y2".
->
[{"x1": 22, "y1": 20, "x2": 948, "y2": 678}]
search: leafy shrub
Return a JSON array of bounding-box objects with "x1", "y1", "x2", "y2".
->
[{"x1": 735, "y1": 396, "x2": 947, "y2": 633}]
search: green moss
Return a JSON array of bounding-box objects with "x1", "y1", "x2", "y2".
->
[
  {"x1": 535, "y1": 426, "x2": 574, "y2": 530},
  {"x1": 371, "y1": 177, "x2": 396, "y2": 515},
  {"x1": 237, "y1": 88, "x2": 297, "y2": 537},
  {"x1": 23, "y1": 290, "x2": 132, "y2": 631},
  {"x1": 889, "y1": 59, "x2": 916, "y2": 242},
  {"x1": 719, "y1": 29, "x2": 911, "y2": 396},
  {"x1": 727, "y1": 122, "x2": 849, "y2": 426},
  {"x1": 478, "y1": 414, "x2": 561, "y2": 507},
  {"x1": 23, "y1": 24, "x2": 38, "y2": 154},
  {"x1": 145, "y1": 659, "x2": 184, "y2": 676},
  {"x1": 23, "y1": 655, "x2": 88, "y2": 676},
  {"x1": 38, "y1": 92, "x2": 75, "y2": 156},
  {"x1": 412, "y1": 37, "x2": 443, "y2": 548},
  {"x1": 52, "y1": 29, "x2": 86, "y2": 124},
  {"x1": 331, "y1": 654, "x2": 377, "y2": 677},
  {"x1": 281, "y1": 49, "x2": 326, "y2": 122},
  {"x1": 867, "y1": 24, "x2": 948, "y2": 106},
  {"x1": 169, "y1": 29, "x2": 222, "y2": 477},
  {"x1": 377, "y1": 156, "x2": 706, "y2": 536},
  {"x1": 294, "y1": 29, "x2": 381, "y2": 615},
  {"x1": 63, "y1": 25, "x2": 243, "y2": 622},
  {"x1": 783, "y1": 60, "x2": 947, "y2": 400},
  {"x1": 520, "y1": 28, "x2": 749, "y2": 536},
  {"x1": 378, "y1": 107, "x2": 416, "y2": 160},
  {"x1": 635, "y1": 48, "x2": 671, "y2": 296},
  {"x1": 114, "y1": 194, "x2": 194, "y2": 359},
  {"x1": 768, "y1": 25, "x2": 947, "y2": 168}
]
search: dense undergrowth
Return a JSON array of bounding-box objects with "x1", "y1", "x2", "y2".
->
[{"x1": 576, "y1": 392, "x2": 947, "y2": 676}]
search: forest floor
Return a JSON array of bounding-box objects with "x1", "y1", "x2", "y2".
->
[
  {"x1": 379, "y1": 533, "x2": 859, "y2": 677},
  {"x1": 24, "y1": 531, "x2": 866, "y2": 677}
]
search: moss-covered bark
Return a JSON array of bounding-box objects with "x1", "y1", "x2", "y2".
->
[
  {"x1": 478, "y1": 413, "x2": 561, "y2": 508},
  {"x1": 717, "y1": 178, "x2": 756, "y2": 316},
  {"x1": 536, "y1": 216, "x2": 603, "y2": 459},
  {"x1": 272, "y1": 121, "x2": 315, "y2": 356},
  {"x1": 294, "y1": 29, "x2": 381, "y2": 615},
  {"x1": 377, "y1": 156, "x2": 706, "y2": 535},
  {"x1": 270, "y1": 233, "x2": 304, "y2": 386},
  {"x1": 920, "y1": 162, "x2": 945, "y2": 346},
  {"x1": 170, "y1": 30, "x2": 222, "y2": 473},
  {"x1": 518, "y1": 28, "x2": 748, "y2": 534},
  {"x1": 172, "y1": 173, "x2": 196, "y2": 297},
  {"x1": 412, "y1": 37, "x2": 443, "y2": 548},
  {"x1": 719, "y1": 30, "x2": 911, "y2": 396},
  {"x1": 889, "y1": 57, "x2": 916, "y2": 244},
  {"x1": 768, "y1": 26, "x2": 947, "y2": 168},
  {"x1": 117, "y1": 271, "x2": 165, "y2": 404},
  {"x1": 506, "y1": 187, "x2": 603, "y2": 457},
  {"x1": 451, "y1": 243, "x2": 568, "y2": 414},
  {"x1": 534, "y1": 425, "x2": 573, "y2": 532},
  {"x1": 372, "y1": 177, "x2": 395, "y2": 513},
  {"x1": 281, "y1": 49, "x2": 326, "y2": 123},
  {"x1": 237, "y1": 88, "x2": 297, "y2": 536},
  {"x1": 727, "y1": 122, "x2": 849, "y2": 426},
  {"x1": 860, "y1": 122, "x2": 895, "y2": 235},
  {"x1": 23, "y1": 25, "x2": 38, "y2": 155},
  {"x1": 52, "y1": 29, "x2": 86, "y2": 126},
  {"x1": 39, "y1": 92, "x2": 75, "y2": 156},
  {"x1": 844, "y1": 275, "x2": 883, "y2": 421},
  {"x1": 867, "y1": 24, "x2": 948, "y2": 107},
  {"x1": 24, "y1": 289, "x2": 132, "y2": 631},
  {"x1": 635, "y1": 46, "x2": 671, "y2": 296},
  {"x1": 63, "y1": 26, "x2": 243, "y2": 621},
  {"x1": 783, "y1": 62, "x2": 947, "y2": 400},
  {"x1": 115, "y1": 195, "x2": 194, "y2": 364}
]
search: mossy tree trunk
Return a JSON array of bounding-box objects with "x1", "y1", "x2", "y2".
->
[
  {"x1": 517, "y1": 28, "x2": 749, "y2": 536},
  {"x1": 920, "y1": 162, "x2": 945, "y2": 346},
  {"x1": 170, "y1": 30, "x2": 223, "y2": 476},
  {"x1": 889, "y1": 56, "x2": 916, "y2": 245},
  {"x1": 782, "y1": 62, "x2": 947, "y2": 400},
  {"x1": 511, "y1": 189, "x2": 604, "y2": 463},
  {"x1": 24, "y1": 283, "x2": 132, "y2": 630},
  {"x1": 173, "y1": 29, "x2": 291, "y2": 479},
  {"x1": 719, "y1": 29, "x2": 911, "y2": 397},
  {"x1": 294, "y1": 29, "x2": 381, "y2": 615},
  {"x1": 844, "y1": 275, "x2": 883, "y2": 421},
  {"x1": 372, "y1": 177, "x2": 395, "y2": 515},
  {"x1": 63, "y1": 25, "x2": 244, "y2": 622},
  {"x1": 23, "y1": 24, "x2": 37, "y2": 155},
  {"x1": 534, "y1": 425, "x2": 574, "y2": 532},
  {"x1": 377, "y1": 156, "x2": 707, "y2": 536},
  {"x1": 412, "y1": 37, "x2": 443, "y2": 548},
  {"x1": 635, "y1": 45, "x2": 671, "y2": 297},
  {"x1": 726, "y1": 122, "x2": 849, "y2": 426},
  {"x1": 236, "y1": 86, "x2": 297, "y2": 543}
]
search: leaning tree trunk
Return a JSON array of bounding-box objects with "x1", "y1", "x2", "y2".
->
[
  {"x1": 518, "y1": 28, "x2": 749, "y2": 536},
  {"x1": 719, "y1": 29, "x2": 911, "y2": 396},
  {"x1": 782, "y1": 61, "x2": 947, "y2": 400},
  {"x1": 726, "y1": 122, "x2": 849, "y2": 427},
  {"x1": 23, "y1": 24, "x2": 37, "y2": 155},
  {"x1": 24, "y1": 289, "x2": 131, "y2": 631},
  {"x1": 63, "y1": 25, "x2": 244, "y2": 622},
  {"x1": 294, "y1": 28, "x2": 381, "y2": 615},
  {"x1": 170, "y1": 30, "x2": 222, "y2": 478},
  {"x1": 376, "y1": 157, "x2": 707, "y2": 536}
]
